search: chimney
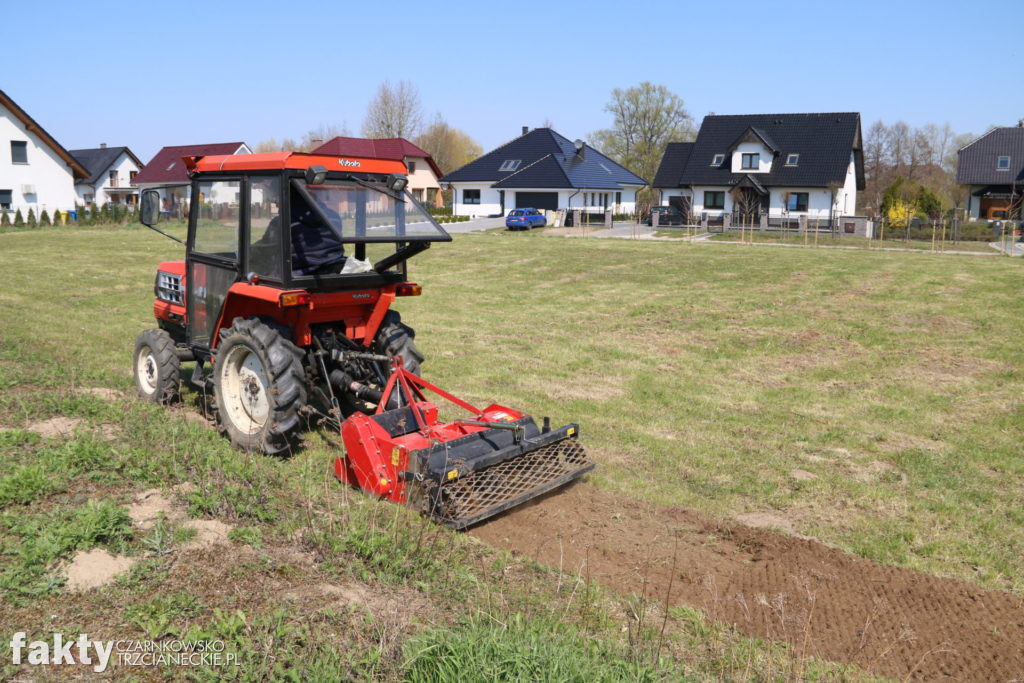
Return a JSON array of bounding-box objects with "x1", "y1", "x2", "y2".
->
[
  {"x1": 522, "y1": 126, "x2": 529, "y2": 135},
  {"x1": 574, "y1": 139, "x2": 585, "y2": 159},
  {"x1": 99, "y1": 143, "x2": 107, "y2": 148},
  {"x1": 1018, "y1": 119, "x2": 1024, "y2": 127}
]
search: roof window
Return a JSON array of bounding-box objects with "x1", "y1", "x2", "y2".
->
[
  {"x1": 166, "y1": 161, "x2": 176, "y2": 171},
  {"x1": 498, "y1": 159, "x2": 521, "y2": 172},
  {"x1": 711, "y1": 154, "x2": 724, "y2": 166},
  {"x1": 997, "y1": 156, "x2": 1010, "y2": 170},
  {"x1": 785, "y1": 153, "x2": 799, "y2": 166}
]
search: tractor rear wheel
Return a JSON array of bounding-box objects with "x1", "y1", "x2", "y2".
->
[
  {"x1": 133, "y1": 328, "x2": 180, "y2": 404},
  {"x1": 213, "y1": 317, "x2": 307, "y2": 455},
  {"x1": 374, "y1": 310, "x2": 424, "y2": 375}
]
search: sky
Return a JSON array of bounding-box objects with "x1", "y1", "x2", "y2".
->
[{"x1": 3, "y1": 0, "x2": 1022, "y2": 164}]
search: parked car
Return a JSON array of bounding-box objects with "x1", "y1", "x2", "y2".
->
[
  {"x1": 645, "y1": 205, "x2": 684, "y2": 226},
  {"x1": 506, "y1": 208, "x2": 547, "y2": 230}
]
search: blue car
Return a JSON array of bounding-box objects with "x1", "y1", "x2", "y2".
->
[{"x1": 506, "y1": 208, "x2": 547, "y2": 230}]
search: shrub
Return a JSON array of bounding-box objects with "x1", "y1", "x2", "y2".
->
[
  {"x1": 26, "y1": 208, "x2": 36, "y2": 228},
  {"x1": 13, "y1": 208, "x2": 24, "y2": 226},
  {"x1": 39, "y1": 209, "x2": 50, "y2": 226},
  {"x1": 958, "y1": 220, "x2": 1000, "y2": 242},
  {"x1": 73, "y1": 203, "x2": 84, "y2": 224},
  {"x1": 0, "y1": 211, "x2": 9, "y2": 227}
]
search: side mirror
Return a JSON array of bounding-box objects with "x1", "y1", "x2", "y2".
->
[{"x1": 140, "y1": 189, "x2": 160, "y2": 226}]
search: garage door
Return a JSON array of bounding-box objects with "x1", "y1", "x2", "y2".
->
[{"x1": 515, "y1": 192, "x2": 558, "y2": 211}]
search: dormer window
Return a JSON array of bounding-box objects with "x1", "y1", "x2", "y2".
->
[
  {"x1": 785, "y1": 154, "x2": 799, "y2": 166},
  {"x1": 741, "y1": 153, "x2": 759, "y2": 169},
  {"x1": 498, "y1": 159, "x2": 521, "y2": 172},
  {"x1": 997, "y1": 156, "x2": 1010, "y2": 170},
  {"x1": 711, "y1": 154, "x2": 724, "y2": 166}
]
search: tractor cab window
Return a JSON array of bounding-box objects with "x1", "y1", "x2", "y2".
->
[
  {"x1": 289, "y1": 184, "x2": 346, "y2": 276},
  {"x1": 248, "y1": 177, "x2": 283, "y2": 279},
  {"x1": 301, "y1": 181, "x2": 450, "y2": 242},
  {"x1": 193, "y1": 180, "x2": 241, "y2": 259}
]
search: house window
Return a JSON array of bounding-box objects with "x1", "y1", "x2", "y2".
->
[
  {"x1": 129, "y1": 170, "x2": 138, "y2": 182},
  {"x1": 84, "y1": 193, "x2": 94, "y2": 203},
  {"x1": 0, "y1": 189, "x2": 11, "y2": 209},
  {"x1": 10, "y1": 141, "x2": 28, "y2": 164},
  {"x1": 785, "y1": 154, "x2": 799, "y2": 166},
  {"x1": 787, "y1": 192, "x2": 809, "y2": 212},
  {"x1": 711, "y1": 154, "x2": 724, "y2": 166},
  {"x1": 109, "y1": 171, "x2": 119, "y2": 187},
  {"x1": 407, "y1": 161, "x2": 416, "y2": 173},
  {"x1": 615, "y1": 191, "x2": 621, "y2": 204},
  {"x1": 741, "y1": 153, "x2": 759, "y2": 169},
  {"x1": 704, "y1": 191, "x2": 725, "y2": 210},
  {"x1": 463, "y1": 189, "x2": 480, "y2": 204},
  {"x1": 997, "y1": 156, "x2": 1010, "y2": 170},
  {"x1": 498, "y1": 160, "x2": 521, "y2": 172}
]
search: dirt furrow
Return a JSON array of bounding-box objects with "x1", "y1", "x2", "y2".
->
[{"x1": 470, "y1": 483, "x2": 1024, "y2": 681}]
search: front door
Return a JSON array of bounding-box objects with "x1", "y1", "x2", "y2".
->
[{"x1": 187, "y1": 178, "x2": 242, "y2": 347}]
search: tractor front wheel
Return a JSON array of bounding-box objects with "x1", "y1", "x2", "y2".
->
[
  {"x1": 213, "y1": 318, "x2": 307, "y2": 455},
  {"x1": 133, "y1": 328, "x2": 181, "y2": 404}
]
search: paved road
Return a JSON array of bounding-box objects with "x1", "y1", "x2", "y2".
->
[{"x1": 989, "y1": 239, "x2": 1024, "y2": 256}]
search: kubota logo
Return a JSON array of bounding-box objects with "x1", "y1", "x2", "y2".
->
[{"x1": 338, "y1": 159, "x2": 361, "y2": 167}]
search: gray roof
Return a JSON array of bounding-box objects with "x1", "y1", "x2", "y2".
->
[
  {"x1": 956, "y1": 127, "x2": 1024, "y2": 186},
  {"x1": 68, "y1": 146, "x2": 142, "y2": 186},
  {"x1": 652, "y1": 142, "x2": 694, "y2": 188},
  {"x1": 657, "y1": 113, "x2": 863, "y2": 190},
  {"x1": 441, "y1": 128, "x2": 645, "y2": 189}
]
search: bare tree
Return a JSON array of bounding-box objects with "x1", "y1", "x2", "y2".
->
[
  {"x1": 254, "y1": 123, "x2": 350, "y2": 153},
  {"x1": 362, "y1": 80, "x2": 423, "y2": 139},
  {"x1": 413, "y1": 114, "x2": 483, "y2": 175}
]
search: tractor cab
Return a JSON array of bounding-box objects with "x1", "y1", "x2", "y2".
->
[{"x1": 139, "y1": 152, "x2": 451, "y2": 352}]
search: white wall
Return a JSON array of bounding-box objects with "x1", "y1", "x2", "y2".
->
[
  {"x1": 0, "y1": 104, "x2": 78, "y2": 215},
  {"x1": 452, "y1": 183, "x2": 639, "y2": 217},
  {"x1": 75, "y1": 151, "x2": 141, "y2": 204},
  {"x1": 660, "y1": 188, "x2": 692, "y2": 206},
  {"x1": 730, "y1": 142, "x2": 773, "y2": 174}
]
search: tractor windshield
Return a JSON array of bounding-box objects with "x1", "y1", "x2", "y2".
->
[{"x1": 299, "y1": 180, "x2": 450, "y2": 242}]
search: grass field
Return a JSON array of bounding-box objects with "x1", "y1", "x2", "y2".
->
[{"x1": 2, "y1": 223, "x2": 1022, "y2": 678}]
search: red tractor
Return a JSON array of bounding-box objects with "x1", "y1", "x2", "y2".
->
[{"x1": 133, "y1": 152, "x2": 593, "y2": 528}]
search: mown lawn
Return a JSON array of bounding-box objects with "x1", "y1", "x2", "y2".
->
[
  {"x1": 2, "y1": 221, "x2": 1021, "y2": 677},
  {"x1": 703, "y1": 230, "x2": 999, "y2": 253}
]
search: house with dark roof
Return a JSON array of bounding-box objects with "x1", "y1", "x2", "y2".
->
[
  {"x1": 654, "y1": 113, "x2": 864, "y2": 226},
  {"x1": 956, "y1": 124, "x2": 1024, "y2": 220},
  {"x1": 441, "y1": 127, "x2": 646, "y2": 217},
  {"x1": 312, "y1": 137, "x2": 443, "y2": 205},
  {"x1": 132, "y1": 142, "x2": 251, "y2": 212},
  {"x1": 0, "y1": 89, "x2": 89, "y2": 216},
  {"x1": 69, "y1": 144, "x2": 144, "y2": 206}
]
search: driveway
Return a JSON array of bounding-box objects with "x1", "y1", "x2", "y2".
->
[
  {"x1": 989, "y1": 240, "x2": 1024, "y2": 256},
  {"x1": 436, "y1": 216, "x2": 506, "y2": 234}
]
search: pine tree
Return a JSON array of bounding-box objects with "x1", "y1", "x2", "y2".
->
[
  {"x1": 1, "y1": 211, "x2": 9, "y2": 227},
  {"x1": 39, "y1": 209, "x2": 51, "y2": 226},
  {"x1": 26, "y1": 208, "x2": 36, "y2": 227},
  {"x1": 100, "y1": 202, "x2": 111, "y2": 224},
  {"x1": 14, "y1": 208, "x2": 24, "y2": 226},
  {"x1": 74, "y1": 204, "x2": 84, "y2": 224}
]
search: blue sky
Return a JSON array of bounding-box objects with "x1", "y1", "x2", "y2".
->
[{"x1": 3, "y1": 0, "x2": 1022, "y2": 163}]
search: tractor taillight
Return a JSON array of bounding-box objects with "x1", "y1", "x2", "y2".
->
[
  {"x1": 396, "y1": 283, "x2": 422, "y2": 297},
  {"x1": 280, "y1": 292, "x2": 312, "y2": 308}
]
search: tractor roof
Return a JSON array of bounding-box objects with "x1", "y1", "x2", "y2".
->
[{"x1": 185, "y1": 152, "x2": 407, "y2": 176}]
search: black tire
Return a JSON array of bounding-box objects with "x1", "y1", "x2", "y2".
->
[
  {"x1": 212, "y1": 317, "x2": 307, "y2": 455},
  {"x1": 133, "y1": 328, "x2": 180, "y2": 404},
  {"x1": 374, "y1": 310, "x2": 424, "y2": 375}
]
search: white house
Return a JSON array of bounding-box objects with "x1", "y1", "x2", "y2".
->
[
  {"x1": 0, "y1": 89, "x2": 88, "y2": 217},
  {"x1": 956, "y1": 124, "x2": 1024, "y2": 221},
  {"x1": 312, "y1": 137, "x2": 444, "y2": 205},
  {"x1": 441, "y1": 127, "x2": 645, "y2": 218},
  {"x1": 654, "y1": 113, "x2": 864, "y2": 229},
  {"x1": 69, "y1": 145, "x2": 144, "y2": 206},
  {"x1": 132, "y1": 142, "x2": 251, "y2": 216}
]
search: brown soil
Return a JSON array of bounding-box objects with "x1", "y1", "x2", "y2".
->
[
  {"x1": 471, "y1": 483, "x2": 1024, "y2": 681},
  {"x1": 63, "y1": 548, "x2": 135, "y2": 590},
  {"x1": 24, "y1": 416, "x2": 84, "y2": 438}
]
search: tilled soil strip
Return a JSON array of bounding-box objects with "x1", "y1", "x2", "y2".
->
[{"x1": 471, "y1": 484, "x2": 1024, "y2": 681}]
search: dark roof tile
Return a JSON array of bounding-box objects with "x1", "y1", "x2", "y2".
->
[
  {"x1": 68, "y1": 146, "x2": 142, "y2": 186},
  {"x1": 956, "y1": 127, "x2": 1024, "y2": 185},
  {"x1": 653, "y1": 142, "x2": 694, "y2": 188}
]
